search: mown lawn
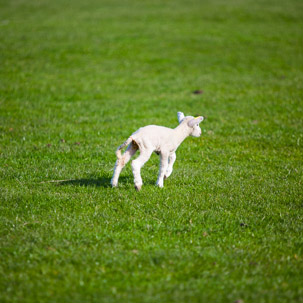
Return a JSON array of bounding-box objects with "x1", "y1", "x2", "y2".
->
[{"x1": 0, "y1": 0, "x2": 302, "y2": 302}]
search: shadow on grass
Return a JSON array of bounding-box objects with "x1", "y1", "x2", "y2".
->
[{"x1": 57, "y1": 176, "x2": 134, "y2": 188}]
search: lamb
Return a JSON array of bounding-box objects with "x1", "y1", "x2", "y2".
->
[{"x1": 111, "y1": 111, "x2": 204, "y2": 191}]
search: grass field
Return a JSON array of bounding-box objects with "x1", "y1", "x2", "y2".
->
[{"x1": 1, "y1": 0, "x2": 303, "y2": 302}]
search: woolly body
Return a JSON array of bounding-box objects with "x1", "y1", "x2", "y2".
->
[{"x1": 131, "y1": 124, "x2": 189, "y2": 155}]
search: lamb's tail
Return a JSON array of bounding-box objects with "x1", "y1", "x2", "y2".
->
[{"x1": 115, "y1": 137, "x2": 133, "y2": 160}]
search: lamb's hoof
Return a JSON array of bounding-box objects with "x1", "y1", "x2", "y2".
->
[
  {"x1": 135, "y1": 185, "x2": 142, "y2": 191},
  {"x1": 111, "y1": 182, "x2": 118, "y2": 188}
]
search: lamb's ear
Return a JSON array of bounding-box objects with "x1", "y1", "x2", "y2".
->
[
  {"x1": 188, "y1": 116, "x2": 204, "y2": 127},
  {"x1": 177, "y1": 112, "x2": 185, "y2": 123}
]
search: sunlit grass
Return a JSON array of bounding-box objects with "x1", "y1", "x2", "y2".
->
[{"x1": 0, "y1": 0, "x2": 302, "y2": 302}]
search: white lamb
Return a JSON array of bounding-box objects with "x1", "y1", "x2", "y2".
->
[{"x1": 111, "y1": 111, "x2": 204, "y2": 190}]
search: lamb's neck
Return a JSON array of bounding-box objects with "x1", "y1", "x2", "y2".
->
[{"x1": 173, "y1": 123, "x2": 191, "y2": 147}]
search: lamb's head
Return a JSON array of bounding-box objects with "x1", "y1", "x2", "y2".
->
[{"x1": 177, "y1": 111, "x2": 204, "y2": 137}]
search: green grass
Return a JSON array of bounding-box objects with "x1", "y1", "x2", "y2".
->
[{"x1": 1, "y1": 0, "x2": 303, "y2": 302}]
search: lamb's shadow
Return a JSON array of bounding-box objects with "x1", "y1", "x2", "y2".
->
[{"x1": 57, "y1": 176, "x2": 133, "y2": 188}]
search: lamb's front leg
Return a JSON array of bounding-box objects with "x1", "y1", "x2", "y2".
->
[
  {"x1": 164, "y1": 152, "x2": 176, "y2": 179},
  {"x1": 156, "y1": 153, "x2": 169, "y2": 188}
]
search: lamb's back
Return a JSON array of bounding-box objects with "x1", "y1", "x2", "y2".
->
[{"x1": 131, "y1": 125, "x2": 174, "y2": 149}]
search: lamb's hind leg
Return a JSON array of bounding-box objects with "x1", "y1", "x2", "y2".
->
[
  {"x1": 111, "y1": 142, "x2": 138, "y2": 187},
  {"x1": 131, "y1": 149, "x2": 152, "y2": 191}
]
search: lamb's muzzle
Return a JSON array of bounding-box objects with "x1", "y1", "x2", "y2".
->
[{"x1": 111, "y1": 111, "x2": 204, "y2": 190}]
